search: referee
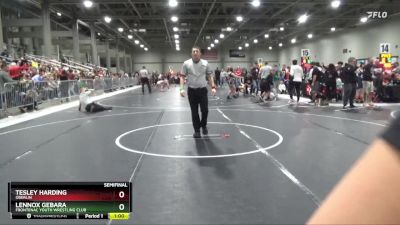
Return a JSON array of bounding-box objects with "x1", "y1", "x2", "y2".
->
[{"x1": 180, "y1": 46, "x2": 217, "y2": 138}]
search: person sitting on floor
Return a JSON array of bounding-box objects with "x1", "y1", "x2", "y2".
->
[{"x1": 79, "y1": 87, "x2": 112, "y2": 113}]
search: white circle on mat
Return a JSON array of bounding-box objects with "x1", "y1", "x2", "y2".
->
[{"x1": 115, "y1": 122, "x2": 283, "y2": 159}]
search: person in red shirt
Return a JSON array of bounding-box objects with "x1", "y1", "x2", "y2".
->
[{"x1": 8, "y1": 62, "x2": 21, "y2": 80}]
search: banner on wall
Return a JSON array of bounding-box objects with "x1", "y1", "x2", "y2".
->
[
  {"x1": 229, "y1": 49, "x2": 245, "y2": 58},
  {"x1": 201, "y1": 49, "x2": 218, "y2": 60}
]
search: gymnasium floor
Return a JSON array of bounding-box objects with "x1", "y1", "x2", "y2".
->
[{"x1": 0, "y1": 85, "x2": 397, "y2": 225}]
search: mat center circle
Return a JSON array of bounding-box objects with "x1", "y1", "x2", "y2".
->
[{"x1": 115, "y1": 122, "x2": 283, "y2": 159}]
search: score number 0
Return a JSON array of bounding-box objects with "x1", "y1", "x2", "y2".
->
[{"x1": 119, "y1": 191, "x2": 125, "y2": 210}]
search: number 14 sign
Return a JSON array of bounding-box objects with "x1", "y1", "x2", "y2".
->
[{"x1": 380, "y1": 43, "x2": 390, "y2": 53}]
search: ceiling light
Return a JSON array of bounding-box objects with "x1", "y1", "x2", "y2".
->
[
  {"x1": 134, "y1": 40, "x2": 140, "y2": 45},
  {"x1": 307, "y1": 33, "x2": 313, "y2": 39},
  {"x1": 144, "y1": 47, "x2": 148, "y2": 51},
  {"x1": 280, "y1": 27, "x2": 284, "y2": 31},
  {"x1": 238, "y1": 46, "x2": 243, "y2": 50},
  {"x1": 97, "y1": 32, "x2": 101, "y2": 36},
  {"x1": 236, "y1": 16, "x2": 243, "y2": 22},
  {"x1": 264, "y1": 34, "x2": 269, "y2": 38},
  {"x1": 331, "y1": 0, "x2": 341, "y2": 8},
  {"x1": 214, "y1": 39, "x2": 219, "y2": 44},
  {"x1": 104, "y1": 16, "x2": 111, "y2": 23},
  {"x1": 269, "y1": 46, "x2": 272, "y2": 50},
  {"x1": 211, "y1": 43, "x2": 215, "y2": 47},
  {"x1": 118, "y1": 27, "x2": 124, "y2": 32},
  {"x1": 83, "y1": 0, "x2": 93, "y2": 8},
  {"x1": 331, "y1": 27, "x2": 336, "y2": 32},
  {"x1": 128, "y1": 35, "x2": 133, "y2": 39},
  {"x1": 245, "y1": 43, "x2": 249, "y2": 47},
  {"x1": 176, "y1": 48, "x2": 180, "y2": 51},
  {"x1": 251, "y1": 0, "x2": 260, "y2": 7},
  {"x1": 253, "y1": 39, "x2": 258, "y2": 44},
  {"x1": 207, "y1": 47, "x2": 211, "y2": 50},
  {"x1": 56, "y1": 12, "x2": 62, "y2": 17},
  {"x1": 219, "y1": 33, "x2": 225, "y2": 39},
  {"x1": 298, "y1": 14, "x2": 308, "y2": 24},
  {"x1": 175, "y1": 40, "x2": 180, "y2": 44},
  {"x1": 291, "y1": 38, "x2": 296, "y2": 44},
  {"x1": 140, "y1": 44, "x2": 144, "y2": 48},
  {"x1": 168, "y1": 0, "x2": 178, "y2": 7},
  {"x1": 173, "y1": 27, "x2": 179, "y2": 32},
  {"x1": 227, "y1": 27, "x2": 232, "y2": 32},
  {"x1": 138, "y1": 29, "x2": 146, "y2": 33},
  {"x1": 360, "y1": 17, "x2": 368, "y2": 23},
  {"x1": 279, "y1": 43, "x2": 283, "y2": 47},
  {"x1": 174, "y1": 34, "x2": 179, "y2": 39},
  {"x1": 171, "y1": 16, "x2": 179, "y2": 22}
]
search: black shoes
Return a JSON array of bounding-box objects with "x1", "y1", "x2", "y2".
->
[
  {"x1": 350, "y1": 105, "x2": 356, "y2": 108},
  {"x1": 202, "y1": 126, "x2": 208, "y2": 135},
  {"x1": 193, "y1": 131, "x2": 201, "y2": 138}
]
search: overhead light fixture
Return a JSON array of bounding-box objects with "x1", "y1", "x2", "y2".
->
[
  {"x1": 264, "y1": 34, "x2": 269, "y2": 38},
  {"x1": 171, "y1": 16, "x2": 179, "y2": 22},
  {"x1": 144, "y1": 47, "x2": 149, "y2": 51},
  {"x1": 173, "y1": 27, "x2": 179, "y2": 32},
  {"x1": 219, "y1": 33, "x2": 225, "y2": 39},
  {"x1": 104, "y1": 16, "x2": 112, "y2": 23},
  {"x1": 279, "y1": 43, "x2": 283, "y2": 47},
  {"x1": 118, "y1": 27, "x2": 124, "y2": 32},
  {"x1": 269, "y1": 46, "x2": 272, "y2": 50},
  {"x1": 175, "y1": 40, "x2": 180, "y2": 44},
  {"x1": 56, "y1": 12, "x2": 62, "y2": 17},
  {"x1": 280, "y1": 27, "x2": 284, "y2": 31},
  {"x1": 97, "y1": 32, "x2": 101, "y2": 36},
  {"x1": 211, "y1": 43, "x2": 215, "y2": 47},
  {"x1": 251, "y1": 0, "x2": 260, "y2": 7},
  {"x1": 140, "y1": 44, "x2": 144, "y2": 48},
  {"x1": 298, "y1": 14, "x2": 308, "y2": 24},
  {"x1": 331, "y1": 27, "x2": 336, "y2": 32},
  {"x1": 307, "y1": 33, "x2": 313, "y2": 39},
  {"x1": 214, "y1": 39, "x2": 219, "y2": 44},
  {"x1": 138, "y1": 29, "x2": 146, "y2": 33},
  {"x1": 134, "y1": 40, "x2": 140, "y2": 45},
  {"x1": 360, "y1": 16, "x2": 368, "y2": 23},
  {"x1": 207, "y1": 47, "x2": 211, "y2": 50},
  {"x1": 128, "y1": 35, "x2": 133, "y2": 39},
  {"x1": 168, "y1": 0, "x2": 178, "y2": 7},
  {"x1": 253, "y1": 39, "x2": 258, "y2": 44},
  {"x1": 174, "y1": 34, "x2": 179, "y2": 39},
  {"x1": 176, "y1": 48, "x2": 180, "y2": 51},
  {"x1": 238, "y1": 46, "x2": 243, "y2": 50},
  {"x1": 227, "y1": 27, "x2": 232, "y2": 32},
  {"x1": 245, "y1": 43, "x2": 249, "y2": 47},
  {"x1": 236, "y1": 16, "x2": 243, "y2": 22},
  {"x1": 291, "y1": 38, "x2": 296, "y2": 44},
  {"x1": 83, "y1": 0, "x2": 93, "y2": 8},
  {"x1": 331, "y1": 0, "x2": 341, "y2": 8}
]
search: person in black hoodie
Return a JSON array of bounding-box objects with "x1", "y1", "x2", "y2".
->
[
  {"x1": 341, "y1": 57, "x2": 357, "y2": 109},
  {"x1": 325, "y1": 64, "x2": 339, "y2": 102}
]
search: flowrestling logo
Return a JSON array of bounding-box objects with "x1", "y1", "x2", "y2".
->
[{"x1": 366, "y1": 11, "x2": 388, "y2": 19}]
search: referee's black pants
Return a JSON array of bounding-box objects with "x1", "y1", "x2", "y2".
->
[
  {"x1": 188, "y1": 87, "x2": 208, "y2": 132},
  {"x1": 141, "y1": 77, "x2": 151, "y2": 94}
]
